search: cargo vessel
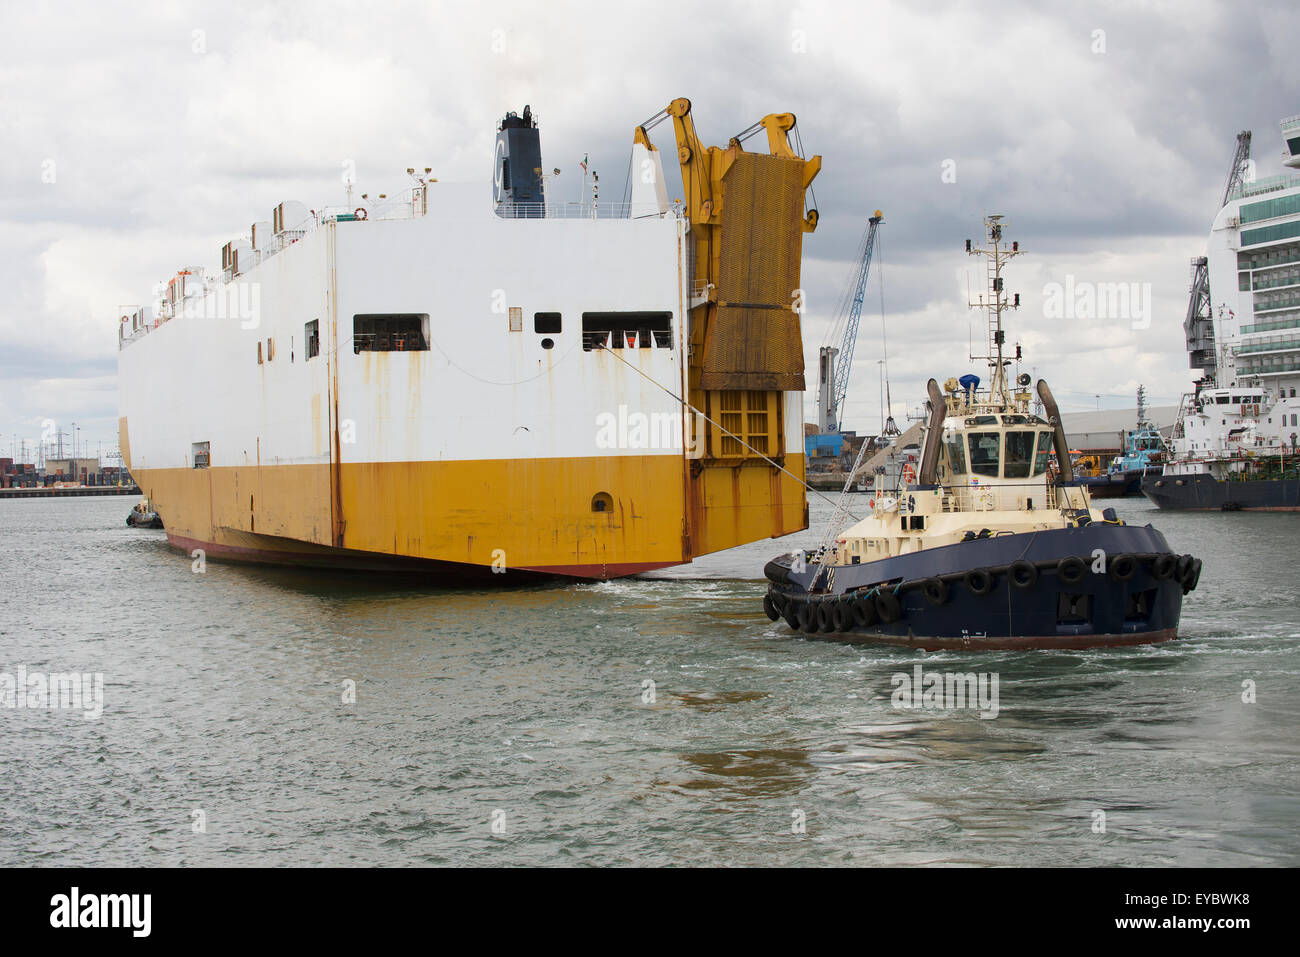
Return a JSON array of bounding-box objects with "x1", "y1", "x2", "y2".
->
[
  {"x1": 117, "y1": 99, "x2": 822, "y2": 579},
  {"x1": 763, "y1": 217, "x2": 1200, "y2": 649}
]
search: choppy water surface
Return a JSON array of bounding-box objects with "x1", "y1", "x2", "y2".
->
[{"x1": 1, "y1": 495, "x2": 1296, "y2": 866}]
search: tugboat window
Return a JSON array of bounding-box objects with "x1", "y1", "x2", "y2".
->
[
  {"x1": 943, "y1": 432, "x2": 967, "y2": 474},
  {"x1": 968, "y1": 432, "x2": 1001, "y2": 477},
  {"x1": 1033, "y1": 431, "x2": 1054, "y2": 475},
  {"x1": 1004, "y1": 431, "x2": 1035, "y2": 479}
]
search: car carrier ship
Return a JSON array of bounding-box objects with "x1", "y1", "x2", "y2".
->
[{"x1": 117, "y1": 99, "x2": 823, "y2": 580}]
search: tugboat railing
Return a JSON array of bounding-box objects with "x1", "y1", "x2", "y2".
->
[{"x1": 923, "y1": 481, "x2": 1078, "y2": 512}]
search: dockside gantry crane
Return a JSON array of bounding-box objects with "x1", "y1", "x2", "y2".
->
[
  {"x1": 1184, "y1": 131, "x2": 1252, "y2": 384},
  {"x1": 818, "y1": 212, "x2": 883, "y2": 436}
]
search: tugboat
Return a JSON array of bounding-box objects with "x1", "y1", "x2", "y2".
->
[
  {"x1": 762, "y1": 216, "x2": 1201, "y2": 650},
  {"x1": 1083, "y1": 387, "x2": 1166, "y2": 498}
]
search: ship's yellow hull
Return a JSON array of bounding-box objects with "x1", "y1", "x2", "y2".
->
[{"x1": 129, "y1": 452, "x2": 806, "y2": 579}]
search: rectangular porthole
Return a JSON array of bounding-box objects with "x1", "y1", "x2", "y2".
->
[
  {"x1": 581, "y1": 312, "x2": 673, "y2": 351},
  {"x1": 353, "y1": 314, "x2": 430, "y2": 353},
  {"x1": 534, "y1": 312, "x2": 561, "y2": 334},
  {"x1": 305, "y1": 319, "x2": 320, "y2": 359},
  {"x1": 192, "y1": 441, "x2": 210, "y2": 469}
]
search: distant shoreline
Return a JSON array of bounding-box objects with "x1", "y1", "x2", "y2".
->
[{"x1": 0, "y1": 485, "x2": 141, "y2": 499}]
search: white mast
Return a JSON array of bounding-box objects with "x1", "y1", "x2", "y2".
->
[{"x1": 966, "y1": 215, "x2": 1022, "y2": 406}]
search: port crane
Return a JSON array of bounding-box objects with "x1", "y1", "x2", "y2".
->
[
  {"x1": 1183, "y1": 130, "x2": 1251, "y2": 386},
  {"x1": 817, "y1": 212, "x2": 883, "y2": 436}
]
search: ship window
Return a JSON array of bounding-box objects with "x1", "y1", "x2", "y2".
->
[
  {"x1": 1215, "y1": 396, "x2": 1228, "y2": 404},
  {"x1": 353, "y1": 314, "x2": 430, "y2": 353},
  {"x1": 968, "y1": 432, "x2": 1000, "y2": 477},
  {"x1": 534, "y1": 312, "x2": 562, "y2": 334},
  {"x1": 192, "y1": 441, "x2": 210, "y2": 469},
  {"x1": 1004, "y1": 431, "x2": 1035, "y2": 479},
  {"x1": 1033, "y1": 431, "x2": 1054, "y2": 475},
  {"x1": 582, "y1": 312, "x2": 672, "y2": 351},
  {"x1": 305, "y1": 320, "x2": 320, "y2": 359},
  {"x1": 591, "y1": 491, "x2": 613, "y2": 513},
  {"x1": 943, "y1": 431, "x2": 967, "y2": 474}
]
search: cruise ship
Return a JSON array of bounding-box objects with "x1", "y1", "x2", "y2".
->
[
  {"x1": 1146, "y1": 113, "x2": 1300, "y2": 509},
  {"x1": 117, "y1": 99, "x2": 823, "y2": 578}
]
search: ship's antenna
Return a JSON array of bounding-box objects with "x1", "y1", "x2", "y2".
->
[{"x1": 965, "y1": 215, "x2": 1022, "y2": 406}]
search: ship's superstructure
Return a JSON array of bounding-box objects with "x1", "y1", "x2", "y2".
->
[{"x1": 117, "y1": 100, "x2": 822, "y2": 578}]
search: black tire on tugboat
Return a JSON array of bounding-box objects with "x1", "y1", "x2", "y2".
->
[
  {"x1": 1182, "y1": 557, "x2": 1203, "y2": 592},
  {"x1": 783, "y1": 607, "x2": 800, "y2": 631},
  {"x1": 832, "y1": 600, "x2": 853, "y2": 632},
  {"x1": 921, "y1": 577, "x2": 948, "y2": 606},
  {"x1": 1153, "y1": 553, "x2": 1177, "y2": 580},
  {"x1": 1057, "y1": 556, "x2": 1086, "y2": 585},
  {"x1": 875, "y1": 589, "x2": 903, "y2": 623},
  {"x1": 763, "y1": 594, "x2": 780, "y2": 621},
  {"x1": 816, "y1": 602, "x2": 837, "y2": 632},
  {"x1": 1109, "y1": 554, "x2": 1138, "y2": 583},
  {"x1": 797, "y1": 603, "x2": 816, "y2": 633},
  {"x1": 1009, "y1": 560, "x2": 1038, "y2": 589},
  {"x1": 850, "y1": 594, "x2": 877, "y2": 627},
  {"x1": 964, "y1": 568, "x2": 994, "y2": 596},
  {"x1": 1175, "y1": 554, "x2": 1194, "y2": 584}
]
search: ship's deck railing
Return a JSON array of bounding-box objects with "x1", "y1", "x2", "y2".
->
[
  {"x1": 924, "y1": 481, "x2": 1088, "y2": 513},
  {"x1": 493, "y1": 201, "x2": 672, "y2": 220},
  {"x1": 1229, "y1": 173, "x2": 1300, "y2": 201}
]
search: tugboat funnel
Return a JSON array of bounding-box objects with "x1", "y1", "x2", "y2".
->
[{"x1": 1036, "y1": 378, "x2": 1075, "y2": 482}]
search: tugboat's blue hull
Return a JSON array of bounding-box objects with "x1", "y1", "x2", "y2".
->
[{"x1": 763, "y1": 523, "x2": 1199, "y2": 650}]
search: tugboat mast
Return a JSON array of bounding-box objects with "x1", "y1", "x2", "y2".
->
[{"x1": 967, "y1": 215, "x2": 1022, "y2": 406}]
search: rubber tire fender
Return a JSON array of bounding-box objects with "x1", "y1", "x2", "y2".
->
[
  {"x1": 763, "y1": 594, "x2": 780, "y2": 621},
  {"x1": 831, "y1": 600, "x2": 854, "y2": 632},
  {"x1": 1182, "y1": 557, "x2": 1203, "y2": 592},
  {"x1": 1109, "y1": 553, "x2": 1138, "y2": 583},
  {"x1": 1057, "y1": 556, "x2": 1086, "y2": 585},
  {"x1": 964, "y1": 568, "x2": 995, "y2": 596},
  {"x1": 875, "y1": 589, "x2": 903, "y2": 623},
  {"x1": 1009, "y1": 560, "x2": 1038, "y2": 589},
  {"x1": 1175, "y1": 554, "x2": 1194, "y2": 585},
  {"x1": 921, "y1": 577, "x2": 948, "y2": 606},
  {"x1": 1152, "y1": 553, "x2": 1177, "y2": 581},
  {"x1": 797, "y1": 603, "x2": 816, "y2": 633},
  {"x1": 816, "y1": 602, "x2": 836, "y2": 632},
  {"x1": 850, "y1": 594, "x2": 877, "y2": 627}
]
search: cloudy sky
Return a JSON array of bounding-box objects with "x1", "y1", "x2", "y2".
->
[{"x1": 2, "y1": 0, "x2": 1297, "y2": 462}]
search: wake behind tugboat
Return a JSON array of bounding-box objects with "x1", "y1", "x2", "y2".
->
[{"x1": 763, "y1": 217, "x2": 1202, "y2": 650}]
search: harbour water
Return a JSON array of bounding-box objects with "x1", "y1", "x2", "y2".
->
[{"x1": 1, "y1": 494, "x2": 1296, "y2": 866}]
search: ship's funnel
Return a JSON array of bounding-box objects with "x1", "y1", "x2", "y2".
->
[{"x1": 494, "y1": 105, "x2": 545, "y2": 217}]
